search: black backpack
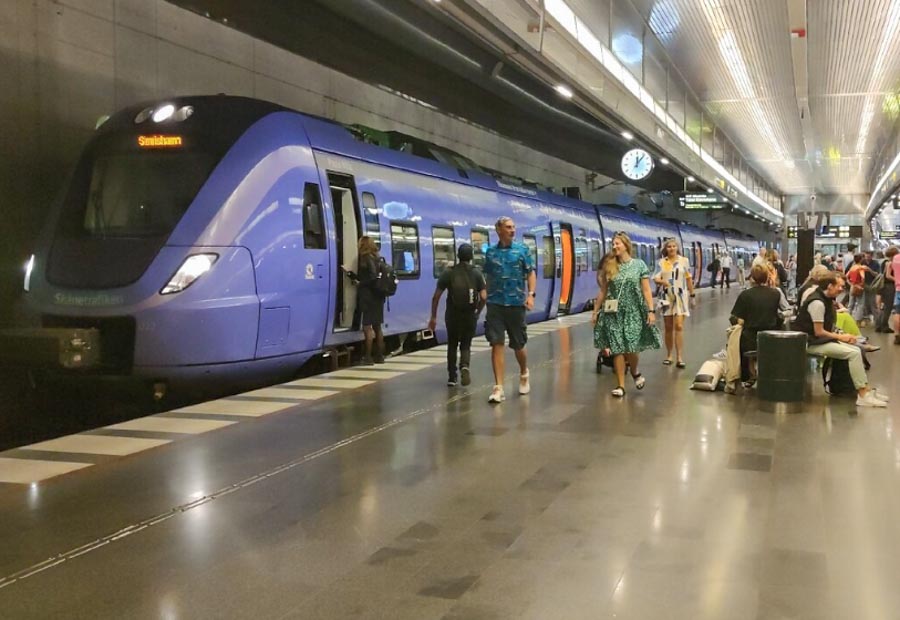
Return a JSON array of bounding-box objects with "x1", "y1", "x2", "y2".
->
[
  {"x1": 373, "y1": 257, "x2": 398, "y2": 297},
  {"x1": 448, "y1": 265, "x2": 478, "y2": 311},
  {"x1": 821, "y1": 358, "x2": 856, "y2": 397}
]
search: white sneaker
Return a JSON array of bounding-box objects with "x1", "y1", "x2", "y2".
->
[
  {"x1": 856, "y1": 392, "x2": 887, "y2": 408},
  {"x1": 871, "y1": 389, "x2": 890, "y2": 402},
  {"x1": 489, "y1": 385, "x2": 505, "y2": 403},
  {"x1": 519, "y1": 370, "x2": 530, "y2": 395}
]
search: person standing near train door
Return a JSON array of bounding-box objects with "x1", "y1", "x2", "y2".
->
[
  {"x1": 483, "y1": 216, "x2": 536, "y2": 403},
  {"x1": 719, "y1": 252, "x2": 733, "y2": 289},
  {"x1": 429, "y1": 244, "x2": 486, "y2": 386}
]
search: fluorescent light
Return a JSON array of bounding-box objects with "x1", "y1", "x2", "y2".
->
[
  {"x1": 660, "y1": 157, "x2": 670, "y2": 165},
  {"x1": 706, "y1": 188, "x2": 714, "y2": 193},
  {"x1": 621, "y1": 130, "x2": 634, "y2": 141},
  {"x1": 555, "y1": 84, "x2": 574, "y2": 99},
  {"x1": 687, "y1": 176, "x2": 695, "y2": 182}
]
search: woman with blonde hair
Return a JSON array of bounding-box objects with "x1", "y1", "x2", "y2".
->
[
  {"x1": 653, "y1": 238, "x2": 694, "y2": 368},
  {"x1": 592, "y1": 232, "x2": 661, "y2": 397}
]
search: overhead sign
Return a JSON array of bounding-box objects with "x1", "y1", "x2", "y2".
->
[
  {"x1": 678, "y1": 193, "x2": 727, "y2": 210},
  {"x1": 817, "y1": 225, "x2": 863, "y2": 239},
  {"x1": 787, "y1": 226, "x2": 801, "y2": 239},
  {"x1": 893, "y1": 196, "x2": 900, "y2": 210},
  {"x1": 879, "y1": 230, "x2": 900, "y2": 239}
]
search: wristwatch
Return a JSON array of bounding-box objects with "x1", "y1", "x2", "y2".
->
[{"x1": 528, "y1": 291, "x2": 536, "y2": 297}]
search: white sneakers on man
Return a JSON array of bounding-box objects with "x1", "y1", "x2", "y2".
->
[
  {"x1": 489, "y1": 385, "x2": 506, "y2": 403},
  {"x1": 857, "y1": 392, "x2": 888, "y2": 408},
  {"x1": 519, "y1": 370, "x2": 531, "y2": 395}
]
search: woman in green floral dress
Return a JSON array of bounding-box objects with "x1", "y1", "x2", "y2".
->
[{"x1": 592, "y1": 232, "x2": 661, "y2": 397}]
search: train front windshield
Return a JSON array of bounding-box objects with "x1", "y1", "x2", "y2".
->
[
  {"x1": 82, "y1": 150, "x2": 216, "y2": 238},
  {"x1": 47, "y1": 133, "x2": 221, "y2": 289}
]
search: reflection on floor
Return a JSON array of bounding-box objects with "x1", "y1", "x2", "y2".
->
[{"x1": 0, "y1": 289, "x2": 898, "y2": 619}]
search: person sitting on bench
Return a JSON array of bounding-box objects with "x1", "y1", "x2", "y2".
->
[
  {"x1": 793, "y1": 271, "x2": 888, "y2": 408},
  {"x1": 730, "y1": 264, "x2": 782, "y2": 385}
]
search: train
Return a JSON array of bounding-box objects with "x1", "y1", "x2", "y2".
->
[{"x1": 10, "y1": 95, "x2": 761, "y2": 393}]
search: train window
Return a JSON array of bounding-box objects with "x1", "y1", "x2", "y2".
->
[
  {"x1": 575, "y1": 237, "x2": 589, "y2": 274},
  {"x1": 542, "y1": 236, "x2": 555, "y2": 279},
  {"x1": 303, "y1": 183, "x2": 326, "y2": 249},
  {"x1": 361, "y1": 192, "x2": 381, "y2": 248},
  {"x1": 590, "y1": 240, "x2": 601, "y2": 270},
  {"x1": 522, "y1": 235, "x2": 538, "y2": 271},
  {"x1": 390, "y1": 222, "x2": 420, "y2": 278},
  {"x1": 471, "y1": 228, "x2": 490, "y2": 268},
  {"x1": 432, "y1": 226, "x2": 455, "y2": 277}
]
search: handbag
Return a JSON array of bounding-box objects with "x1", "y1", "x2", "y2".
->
[{"x1": 850, "y1": 283, "x2": 864, "y2": 297}]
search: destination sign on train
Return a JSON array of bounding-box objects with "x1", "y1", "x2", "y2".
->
[{"x1": 137, "y1": 135, "x2": 183, "y2": 148}]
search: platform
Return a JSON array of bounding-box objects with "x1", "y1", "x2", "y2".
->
[{"x1": 0, "y1": 288, "x2": 899, "y2": 619}]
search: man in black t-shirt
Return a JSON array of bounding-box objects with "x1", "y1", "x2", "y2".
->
[{"x1": 429, "y1": 244, "x2": 487, "y2": 386}]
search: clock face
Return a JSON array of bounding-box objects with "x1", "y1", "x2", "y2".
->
[{"x1": 621, "y1": 148, "x2": 654, "y2": 180}]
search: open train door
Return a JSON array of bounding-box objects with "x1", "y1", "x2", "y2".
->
[
  {"x1": 556, "y1": 222, "x2": 576, "y2": 314},
  {"x1": 327, "y1": 173, "x2": 363, "y2": 331},
  {"x1": 544, "y1": 228, "x2": 560, "y2": 319}
]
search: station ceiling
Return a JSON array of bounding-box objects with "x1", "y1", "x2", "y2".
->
[
  {"x1": 629, "y1": 0, "x2": 900, "y2": 197},
  {"x1": 168, "y1": 0, "x2": 687, "y2": 192}
]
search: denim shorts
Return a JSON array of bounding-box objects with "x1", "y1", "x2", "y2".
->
[
  {"x1": 484, "y1": 304, "x2": 527, "y2": 350},
  {"x1": 894, "y1": 290, "x2": 900, "y2": 312}
]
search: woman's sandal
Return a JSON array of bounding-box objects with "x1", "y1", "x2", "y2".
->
[
  {"x1": 675, "y1": 360, "x2": 686, "y2": 369},
  {"x1": 632, "y1": 373, "x2": 646, "y2": 390},
  {"x1": 611, "y1": 386, "x2": 625, "y2": 397},
  {"x1": 662, "y1": 359, "x2": 673, "y2": 366}
]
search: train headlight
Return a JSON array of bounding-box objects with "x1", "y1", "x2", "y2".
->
[
  {"x1": 160, "y1": 254, "x2": 218, "y2": 295},
  {"x1": 23, "y1": 254, "x2": 35, "y2": 292}
]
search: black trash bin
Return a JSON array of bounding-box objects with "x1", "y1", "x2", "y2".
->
[{"x1": 757, "y1": 330, "x2": 807, "y2": 402}]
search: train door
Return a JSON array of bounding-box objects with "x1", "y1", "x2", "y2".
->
[
  {"x1": 693, "y1": 242, "x2": 703, "y2": 285},
  {"x1": 327, "y1": 173, "x2": 363, "y2": 331},
  {"x1": 557, "y1": 223, "x2": 575, "y2": 313},
  {"x1": 543, "y1": 231, "x2": 559, "y2": 318}
]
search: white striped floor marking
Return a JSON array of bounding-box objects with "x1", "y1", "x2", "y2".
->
[
  {"x1": 381, "y1": 358, "x2": 441, "y2": 365},
  {"x1": 285, "y1": 378, "x2": 374, "y2": 389},
  {"x1": 0, "y1": 457, "x2": 92, "y2": 484},
  {"x1": 366, "y1": 362, "x2": 433, "y2": 371},
  {"x1": 105, "y1": 417, "x2": 236, "y2": 435},
  {"x1": 324, "y1": 369, "x2": 406, "y2": 380},
  {"x1": 240, "y1": 387, "x2": 339, "y2": 400},
  {"x1": 174, "y1": 400, "x2": 296, "y2": 417},
  {"x1": 24, "y1": 435, "x2": 171, "y2": 456}
]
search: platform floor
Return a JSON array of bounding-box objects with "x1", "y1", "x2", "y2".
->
[{"x1": 0, "y1": 288, "x2": 899, "y2": 619}]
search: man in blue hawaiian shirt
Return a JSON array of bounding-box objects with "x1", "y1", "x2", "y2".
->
[{"x1": 483, "y1": 216, "x2": 536, "y2": 403}]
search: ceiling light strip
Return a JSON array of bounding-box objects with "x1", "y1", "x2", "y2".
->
[
  {"x1": 544, "y1": 0, "x2": 782, "y2": 221},
  {"x1": 865, "y1": 148, "x2": 900, "y2": 218}
]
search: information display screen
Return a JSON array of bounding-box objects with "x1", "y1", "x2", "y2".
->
[
  {"x1": 879, "y1": 230, "x2": 900, "y2": 239},
  {"x1": 678, "y1": 193, "x2": 726, "y2": 210},
  {"x1": 817, "y1": 225, "x2": 863, "y2": 238}
]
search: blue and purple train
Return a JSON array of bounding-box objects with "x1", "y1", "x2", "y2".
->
[{"x1": 18, "y1": 96, "x2": 760, "y2": 390}]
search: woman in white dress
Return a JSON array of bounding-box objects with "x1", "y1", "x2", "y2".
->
[{"x1": 653, "y1": 239, "x2": 695, "y2": 368}]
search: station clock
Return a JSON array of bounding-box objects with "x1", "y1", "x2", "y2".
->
[{"x1": 621, "y1": 148, "x2": 654, "y2": 181}]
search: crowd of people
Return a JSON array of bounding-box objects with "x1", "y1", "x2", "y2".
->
[{"x1": 350, "y1": 215, "x2": 897, "y2": 409}]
